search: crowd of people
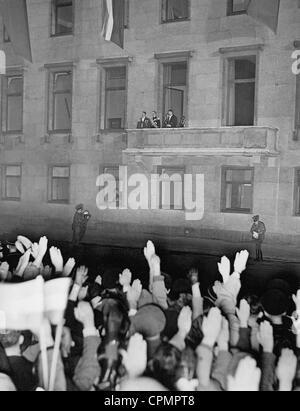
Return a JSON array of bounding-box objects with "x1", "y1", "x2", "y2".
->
[
  {"x1": 0, "y1": 234, "x2": 299, "y2": 392},
  {"x1": 137, "y1": 110, "x2": 186, "y2": 129}
]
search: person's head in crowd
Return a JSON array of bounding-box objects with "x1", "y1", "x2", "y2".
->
[
  {"x1": 141, "y1": 111, "x2": 147, "y2": 119},
  {"x1": 261, "y1": 279, "x2": 291, "y2": 321},
  {"x1": 152, "y1": 111, "x2": 158, "y2": 118},
  {"x1": 168, "y1": 279, "x2": 192, "y2": 308}
]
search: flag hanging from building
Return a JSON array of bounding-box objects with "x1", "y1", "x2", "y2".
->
[
  {"x1": 247, "y1": 0, "x2": 281, "y2": 33},
  {"x1": 101, "y1": 0, "x2": 125, "y2": 49},
  {"x1": 0, "y1": 0, "x2": 32, "y2": 62}
]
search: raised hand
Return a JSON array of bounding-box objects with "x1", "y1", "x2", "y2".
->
[
  {"x1": 127, "y1": 279, "x2": 142, "y2": 310},
  {"x1": 236, "y1": 299, "x2": 250, "y2": 328},
  {"x1": 202, "y1": 307, "x2": 222, "y2": 348},
  {"x1": 228, "y1": 357, "x2": 261, "y2": 391},
  {"x1": 63, "y1": 258, "x2": 76, "y2": 277},
  {"x1": 218, "y1": 256, "x2": 231, "y2": 284},
  {"x1": 75, "y1": 266, "x2": 89, "y2": 287},
  {"x1": 0, "y1": 262, "x2": 10, "y2": 282},
  {"x1": 17, "y1": 235, "x2": 33, "y2": 250},
  {"x1": 49, "y1": 247, "x2": 64, "y2": 274},
  {"x1": 15, "y1": 240, "x2": 25, "y2": 255},
  {"x1": 150, "y1": 254, "x2": 161, "y2": 277},
  {"x1": 178, "y1": 306, "x2": 193, "y2": 338},
  {"x1": 121, "y1": 334, "x2": 147, "y2": 378},
  {"x1": 234, "y1": 250, "x2": 249, "y2": 275},
  {"x1": 293, "y1": 290, "x2": 300, "y2": 311},
  {"x1": 257, "y1": 321, "x2": 274, "y2": 353},
  {"x1": 95, "y1": 275, "x2": 102, "y2": 286},
  {"x1": 33, "y1": 236, "x2": 48, "y2": 268},
  {"x1": 31, "y1": 243, "x2": 39, "y2": 260},
  {"x1": 277, "y1": 349, "x2": 297, "y2": 391},
  {"x1": 119, "y1": 269, "x2": 132, "y2": 289},
  {"x1": 74, "y1": 301, "x2": 95, "y2": 330}
]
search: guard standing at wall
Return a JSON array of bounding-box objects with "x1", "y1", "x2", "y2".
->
[
  {"x1": 250, "y1": 215, "x2": 266, "y2": 262},
  {"x1": 72, "y1": 204, "x2": 85, "y2": 246}
]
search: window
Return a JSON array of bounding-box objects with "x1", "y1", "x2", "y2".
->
[
  {"x1": 52, "y1": 0, "x2": 73, "y2": 36},
  {"x1": 162, "y1": 0, "x2": 189, "y2": 22},
  {"x1": 48, "y1": 68, "x2": 72, "y2": 132},
  {"x1": 3, "y1": 26, "x2": 10, "y2": 43},
  {"x1": 163, "y1": 62, "x2": 187, "y2": 120},
  {"x1": 104, "y1": 66, "x2": 127, "y2": 130},
  {"x1": 157, "y1": 166, "x2": 185, "y2": 210},
  {"x1": 227, "y1": 0, "x2": 248, "y2": 16},
  {"x1": 225, "y1": 55, "x2": 256, "y2": 126},
  {"x1": 1, "y1": 74, "x2": 23, "y2": 133},
  {"x1": 49, "y1": 166, "x2": 70, "y2": 203},
  {"x1": 2, "y1": 165, "x2": 21, "y2": 201},
  {"x1": 221, "y1": 167, "x2": 254, "y2": 213}
]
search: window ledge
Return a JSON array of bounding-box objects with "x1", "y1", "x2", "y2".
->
[
  {"x1": 48, "y1": 201, "x2": 70, "y2": 205},
  {"x1": 161, "y1": 18, "x2": 190, "y2": 24},
  {"x1": 50, "y1": 33, "x2": 74, "y2": 39}
]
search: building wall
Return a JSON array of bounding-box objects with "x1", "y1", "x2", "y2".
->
[{"x1": 0, "y1": 0, "x2": 299, "y2": 250}]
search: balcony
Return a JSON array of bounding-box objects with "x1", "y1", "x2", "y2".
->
[{"x1": 124, "y1": 126, "x2": 279, "y2": 157}]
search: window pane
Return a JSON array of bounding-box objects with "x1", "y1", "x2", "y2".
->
[
  {"x1": 159, "y1": 167, "x2": 184, "y2": 210},
  {"x1": 6, "y1": 176, "x2": 21, "y2": 199},
  {"x1": 164, "y1": 0, "x2": 189, "y2": 21},
  {"x1": 235, "y1": 82, "x2": 255, "y2": 126},
  {"x1": 52, "y1": 167, "x2": 69, "y2": 178},
  {"x1": 7, "y1": 96, "x2": 22, "y2": 131},
  {"x1": 224, "y1": 168, "x2": 253, "y2": 212},
  {"x1": 52, "y1": 178, "x2": 69, "y2": 201},
  {"x1": 240, "y1": 184, "x2": 252, "y2": 209},
  {"x1": 105, "y1": 89, "x2": 125, "y2": 129},
  {"x1": 235, "y1": 57, "x2": 256, "y2": 80},
  {"x1": 54, "y1": 93, "x2": 72, "y2": 130}
]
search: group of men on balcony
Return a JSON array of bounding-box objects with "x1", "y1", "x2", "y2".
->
[{"x1": 137, "y1": 109, "x2": 186, "y2": 129}]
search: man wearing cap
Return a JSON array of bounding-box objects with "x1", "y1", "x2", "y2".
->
[
  {"x1": 72, "y1": 204, "x2": 85, "y2": 246},
  {"x1": 250, "y1": 215, "x2": 266, "y2": 262},
  {"x1": 79, "y1": 211, "x2": 92, "y2": 244}
]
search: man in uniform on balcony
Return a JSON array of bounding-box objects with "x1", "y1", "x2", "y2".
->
[
  {"x1": 163, "y1": 109, "x2": 178, "y2": 128},
  {"x1": 250, "y1": 215, "x2": 266, "y2": 262}
]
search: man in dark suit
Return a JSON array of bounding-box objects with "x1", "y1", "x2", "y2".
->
[
  {"x1": 137, "y1": 112, "x2": 151, "y2": 129},
  {"x1": 163, "y1": 109, "x2": 178, "y2": 128},
  {"x1": 250, "y1": 215, "x2": 266, "y2": 262}
]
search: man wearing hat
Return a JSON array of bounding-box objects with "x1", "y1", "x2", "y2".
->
[
  {"x1": 250, "y1": 215, "x2": 266, "y2": 262},
  {"x1": 79, "y1": 210, "x2": 92, "y2": 244},
  {"x1": 72, "y1": 204, "x2": 85, "y2": 246}
]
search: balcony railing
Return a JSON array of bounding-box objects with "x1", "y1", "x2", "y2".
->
[{"x1": 124, "y1": 126, "x2": 279, "y2": 157}]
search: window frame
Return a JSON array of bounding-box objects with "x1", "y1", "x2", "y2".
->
[
  {"x1": 97, "y1": 58, "x2": 130, "y2": 132},
  {"x1": 48, "y1": 165, "x2": 71, "y2": 204},
  {"x1": 221, "y1": 166, "x2": 254, "y2": 214},
  {"x1": 220, "y1": 46, "x2": 262, "y2": 127},
  {"x1": 155, "y1": 51, "x2": 192, "y2": 126},
  {"x1": 46, "y1": 64, "x2": 73, "y2": 134},
  {"x1": 1, "y1": 71, "x2": 24, "y2": 134},
  {"x1": 2, "y1": 164, "x2": 22, "y2": 202},
  {"x1": 295, "y1": 67, "x2": 300, "y2": 138},
  {"x1": 227, "y1": 0, "x2": 248, "y2": 16},
  {"x1": 51, "y1": 0, "x2": 74, "y2": 37},
  {"x1": 161, "y1": 0, "x2": 190, "y2": 24}
]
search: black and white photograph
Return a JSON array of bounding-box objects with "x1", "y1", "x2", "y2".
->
[{"x1": 0, "y1": 0, "x2": 299, "y2": 396}]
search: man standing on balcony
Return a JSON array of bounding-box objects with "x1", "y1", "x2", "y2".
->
[
  {"x1": 250, "y1": 215, "x2": 266, "y2": 262},
  {"x1": 137, "y1": 112, "x2": 151, "y2": 129},
  {"x1": 163, "y1": 109, "x2": 178, "y2": 128}
]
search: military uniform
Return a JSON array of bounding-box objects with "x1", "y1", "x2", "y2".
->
[
  {"x1": 72, "y1": 204, "x2": 84, "y2": 246},
  {"x1": 250, "y1": 216, "x2": 266, "y2": 261}
]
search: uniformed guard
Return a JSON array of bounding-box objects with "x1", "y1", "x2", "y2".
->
[
  {"x1": 250, "y1": 215, "x2": 266, "y2": 262},
  {"x1": 72, "y1": 204, "x2": 84, "y2": 246}
]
